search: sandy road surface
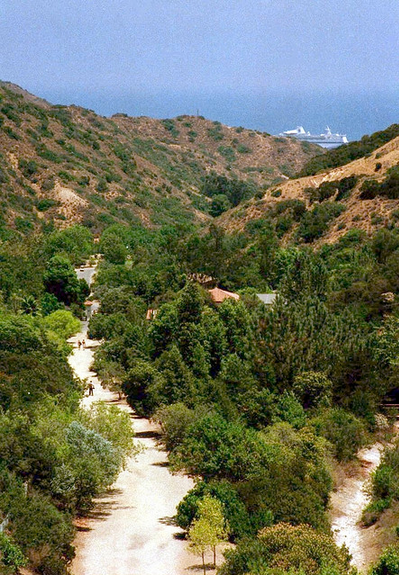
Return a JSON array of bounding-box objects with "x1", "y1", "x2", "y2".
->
[{"x1": 68, "y1": 326, "x2": 200, "y2": 575}]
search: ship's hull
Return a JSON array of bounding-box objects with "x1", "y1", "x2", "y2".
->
[{"x1": 290, "y1": 134, "x2": 348, "y2": 149}]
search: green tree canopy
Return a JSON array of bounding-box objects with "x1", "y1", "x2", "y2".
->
[
  {"x1": 220, "y1": 523, "x2": 354, "y2": 575},
  {"x1": 44, "y1": 255, "x2": 82, "y2": 305}
]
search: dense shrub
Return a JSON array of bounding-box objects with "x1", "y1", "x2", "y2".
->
[
  {"x1": 360, "y1": 167, "x2": 399, "y2": 200},
  {"x1": 336, "y1": 176, "x2": 358, "y2": 201},
  {"x1": 36, "y1": 199, "x2": 58, "y2": 212},
  {"x1": 297, "y1": 202, "x2": 346, "y2": 242},
  {"x1": 201, "y1": 172, "x2": 257, "y2": 207},
  {"x1": 307, "y1": 181, "x2": 337, "y2": 203},
  {"x1": 370, "y1": 546, "x2": 399, "y2": 575},
  {"x1": 18, "y1": 159, "x2": 38, "y2": 179},
  {"x1": 310, "y1": 408, "x2": 368, "y2": 461},
  {"x1": 161, "y1": 119, "x2": 179, "y2": 138},
  {"x1": 220, "y1": 523, "x2": 353, "y2": 575}
]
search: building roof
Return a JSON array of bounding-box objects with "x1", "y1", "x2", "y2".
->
[
  {"x1": 256, "y1": 293, "x2": 278, "y2": 305},
  {"x1": 208, "y1": 287, "x2": 240, "y2": 304}
]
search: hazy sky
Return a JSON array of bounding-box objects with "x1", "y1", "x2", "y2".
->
[{"x1": 1, "y1": 1, "x2": 399, "y2": 136}]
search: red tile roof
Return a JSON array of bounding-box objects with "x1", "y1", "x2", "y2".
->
[{"x1": 208, "y1": 287, "x2": 240, "y2": 304}]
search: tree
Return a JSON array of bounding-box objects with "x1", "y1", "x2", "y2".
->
[
  {"x1": 293, "y1": 371, "x2": 332, "y2": 410},
  {"x1": 123, "y1": 359, "x2": 164, "y2": 416},
  {"x1": 189, "y1": 514, "x2": 214, "y2": 575},
  {"x1": 210, "y1": 194, "x2": 231, "y2": 217},
  {"x1": 153, "y1": 403, "x2": 197, "y2": 452},
  {"x1": 280, "y1": 250, "x2": 329, "y2": 301},
  {"x1": 100, "y1": 233, "x2": 127, "y2": 265},
  {"x1": 197, "y1": 495, "x2": 229, "y2": 566},
  {"x1": 154, "y1": 345, "x2": 195, "y2": 406},
  {"x1": 219, "y1": 354, "x2": 257, "y2": 396},
  {"x1": 44, "y1": 225, "x2": 93, "y2": 264},
  {"x1": 256, "y1": 223, "x2": 278, "y2": 285},
  {"x1": 148, "y1": 303, "x2": 179, "y2": 357},
  {"x1": 218, "y1": 300, "x2": 253, "y2": 360},
  {"x1": 176, "y1": 282, "x2": 203, "y2": 325},
  {"x1": 96, "y1": 360, "x2": 125, "y2": 399},
  {"x1": 176, "y1": 480, "x2": 251, "y2": 539},
  {"x1": 0, "y1": 315, "x2": 42, "y2": 353},
  {"x1": 374, "y1": 315, "x2": 399, "y2": 367},
  {"x1": 189, "y1": 495, "x2": 228, "y2": 573},
  {"x1": 169, "y1": 413, "x2": 271, "y2": 482},
  {"x1": 41, "y1": 310, "x2": 80, "y2": 340},
  {"x1": 63, "y1": 421, "x2": 121, "y2": 510},
  {"x1": 19, "y1": 295, "x2": 40, "y2": 316},
  {"x1": 310, "y1": 408, "x2": 367, "y2": 461},
  {"x1": 257, "y1": 295, "x2": 367, "y2": 394},
  {"x1": 44, "y1": 255, "x2": 81, "y2": 305},
  {"x1": 79, "y1": 401, "x2": 138, "y2": 465},
  {"x1": 40, "y1": 293, "x2": 62, "y2": 316},
  {"x1": 272, "y1": 391, "x2": 306, "y2": 428}
]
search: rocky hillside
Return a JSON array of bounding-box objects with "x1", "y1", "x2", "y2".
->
[
  {"x1": 220, "y1": 129, "x2": 399, "y2": 244},
  {"x1": 0, "y1": 81, "x2": 320, "y2": 234}
]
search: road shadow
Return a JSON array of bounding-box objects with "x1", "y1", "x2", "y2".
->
[
  {"x1": 85, "y1": 508, "x2": 112, "y2": 521},
  {"x1": 81, "y1": 488, "x2": 124, "y2": 521},
  {"x1": 75, "y1": 525, "x2": 92, "y2": 532},
  {"x1": 103, "y1": 488, "x2": 123, "y2": 497},
  {"x1": 159, "y1": 515, "x2": 177, "y2": 526},
  {"x1": 173, "y1": 532, "x2": 187, "y2": 540},
  {"x1": 187, "y1": 563, "x2": 216, "y2": 572},
  {"x1": 135, "y1": 430, "x2": 161, "y2": 439},
  {"x1": 152, "y1": 460, "x2": 169, "y2": 468}
]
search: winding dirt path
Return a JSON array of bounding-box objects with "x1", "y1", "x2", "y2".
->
[
  {"x1": 68, "y1": 325, "x2": 197, "y2": 575},
  {"x1": 330, "y1": 443, "x2": 383, "y2": 573}
]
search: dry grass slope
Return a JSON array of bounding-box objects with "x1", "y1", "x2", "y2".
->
[{"x1": 220, "y1": 134, "x2": 399, "y2": 244}]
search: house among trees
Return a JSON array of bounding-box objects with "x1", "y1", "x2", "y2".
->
[
  {"x1": 146, "y1": 308, "x2": 158, "y2": 320},
  {"x1": 256, "y1": 293, "x2": 278, "y2": 306},
  {"x1": 208, "y1": 287, "x2": 240, "y2": 304}
]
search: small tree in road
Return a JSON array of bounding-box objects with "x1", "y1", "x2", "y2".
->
[
  {"x1": 189, "y1": 515, "x2": 215, "y2": 575},
  {"x1": 188, "y1": 495, "x2": 228, "y2": 573}
]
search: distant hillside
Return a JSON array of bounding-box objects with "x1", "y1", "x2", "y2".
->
[
  {"x1": 220, "y1": 131, "x2": 399, "y2": 244},
  {"x1": 0, "y1": 82, "x2": 320, "y2": 234}
]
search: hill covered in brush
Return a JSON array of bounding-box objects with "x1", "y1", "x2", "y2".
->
[{"x1": 0, "y1": 81, "x2": 320, "y2": 236}]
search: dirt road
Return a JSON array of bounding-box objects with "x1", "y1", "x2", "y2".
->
[
  {"x1": 330, "y1": 443, "x2": 384, "y2": 572},
  {"x1": 68, "y1": 327, "x2": 200, "y2": 575}
]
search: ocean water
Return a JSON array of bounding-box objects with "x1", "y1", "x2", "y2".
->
[{"x1": 42, "y1": 88, "x2": 399, "y2": 142}]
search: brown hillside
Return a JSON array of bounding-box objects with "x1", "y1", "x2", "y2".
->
[
  {"x1": 0, "y1": 82, "x2": 320, "y2": 233},
  {"x1": 220, "y1": 135, "x2": 399, "y2": 244}
]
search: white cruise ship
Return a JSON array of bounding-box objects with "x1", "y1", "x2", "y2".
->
[{"x1": 280, "y1": 126, "x2": 348, "y2": 149}]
